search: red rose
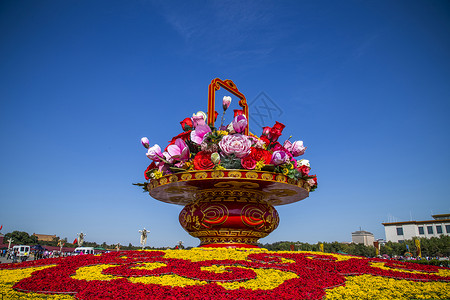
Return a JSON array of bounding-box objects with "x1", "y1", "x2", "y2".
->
[
  {"x1": 249, "y1": 147, "x2": 272, "y2": 164},
  {"x1": 241, "y1": 155, "x2": 257, "y2": 169},
  {"x1": 180, "y1": 118, "x2": 193, "y2": 131},
  {"x1": 193, "y1": 151, "x2": 215, "y2": 170},
  {"x1": 166, "y1": 131, "x2": 192, "y2": 151},
  {"x1": 268, "y1": 121, "x2": 285, "y2": 142},
  {"x1": 298, "y1": 165, "x2": 310, "y2": 176},
  {"x1": 144, "y1": 162, "x2": 156, "y2": 180},
  {"x1": 234, "y1": 109, "x2": 245, "y2": 117},
  {"x1": 214, "y1": 111, "x2": 219, "y2": 121}
]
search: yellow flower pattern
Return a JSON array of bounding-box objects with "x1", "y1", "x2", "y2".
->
[{"x1": 0, "y1": 249, "x2": 448, "y2": 299}]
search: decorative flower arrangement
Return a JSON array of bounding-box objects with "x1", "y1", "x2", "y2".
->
[
  {"x1": 140, "y1": 96, "x2": 317, "y2": 191},
  {"x1": 0, "y1": 249, "x2": 449, "y2": 300}
]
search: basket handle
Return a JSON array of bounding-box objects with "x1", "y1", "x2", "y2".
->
[{"x1": 207, "y1": 78, "x2": 249, "y2": 135}]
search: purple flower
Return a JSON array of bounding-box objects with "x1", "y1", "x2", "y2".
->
[
  {"x1": 167, "y1": 138, "x2": 190, "y2": 162},
  {"x1": 190, "y1": 124, "x2": 212, "y2": 144},
  {"x1": 284, "y1": 140, "x2": 306, "y2": 157},
  {"x1": 222, "y1": 96, "x2": 232, "y2": 111},
  {"x1": 232, "y1": 115, "x2": 247, "y2": 134},
  {"x1": 146, "y1": 144, "x2": 163, "y2": 161},
  {"x1": 271, "y1": 150, "x2": 289, "y2": 165},
  {"x1": 141, "y1": 137, "x2": 150, "y2": 149},
  {"x1": 219, "y1": 134, "x2": 252, "y2": 158}
]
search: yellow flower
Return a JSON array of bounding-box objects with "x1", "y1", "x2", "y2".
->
[
  {"x1": 325, "y1": 274, "x2": 450, "y2": 300},
  {"x1": 153, "y1": 171, "x2": 163, "y2": 179},
  {"x1": 255, "y1": 160, "x2": 265, "y2": 171},
  {"x1": 217, "y1": 130, "x2": 229, "y2": 136}
]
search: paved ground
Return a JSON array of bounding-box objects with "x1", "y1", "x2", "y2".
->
[{"x1": 0, "y1": 254, "x2": 36, "y2": 264}]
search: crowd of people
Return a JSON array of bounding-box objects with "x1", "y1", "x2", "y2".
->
[{"x1": 0, "y1": 248, "x2": 82, "y2": 263}]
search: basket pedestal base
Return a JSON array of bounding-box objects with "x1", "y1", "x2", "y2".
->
[{"x1": 179, "y1": 189, "x2": 280, "y2": 248}]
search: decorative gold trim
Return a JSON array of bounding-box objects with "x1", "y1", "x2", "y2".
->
[
  {"x1": 181, "y1": 173, "x2": 192, "y2": 181},
  {"x1": 228, "y1": 171, "x2": 242, "y2": 178},
  {"x1": 261, "y1": 173, "x2": 273, "y2": 181},
  {"x1": 245, "y1": 171, "x2": 258, "y2": 179},
  {"x1": 275, "y1": 174, "x2": 286, "y2": 182},
  {"x1": 211, "y1": 170, "x2": 224, "y2": 178},
  {"x1": 195, "y1": 172, "x2": 208, "y2": 179}
]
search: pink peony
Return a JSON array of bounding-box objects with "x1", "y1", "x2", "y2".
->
[
  {"x1": 271, "y1": 150, "x2": 289, "y2": 166},
  {"x1": 219, "y1": 134, "x2": 252, "y2": 158},
  {"x1": 284, "y1": 140, "x2": 306, "y2": 157},
  {"x1": 190, "y1": 124, "x2": 212, "y2": 144}
]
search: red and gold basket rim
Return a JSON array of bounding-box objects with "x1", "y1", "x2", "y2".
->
[{"x1": 147, "y1": 170, "x2": 310, "y2": 206}]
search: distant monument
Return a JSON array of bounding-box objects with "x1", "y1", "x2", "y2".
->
[
  {"x1": 77, "y1": 232, "x2": 85, "y2": 247},
  {"x1": 139, "y1": 228, "x2": 150, "y2": 249}
]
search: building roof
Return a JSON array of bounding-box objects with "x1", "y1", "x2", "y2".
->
[
  {"x1": 432, "y1": 213, "x2": 450, "y2": 219},
  {"x1": 32, "y1": 233, "x2": 57, "y2": 241},
  {"x1": 352, "y1": 230, "x2": 373, "y2": 235},
  {"x1": 382, "y1": 218, "x2": 450, "y2": 226}
]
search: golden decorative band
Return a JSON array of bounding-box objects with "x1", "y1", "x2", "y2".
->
[{"x1": 148, "y1": 170, "x2": 310, "y2": 192}]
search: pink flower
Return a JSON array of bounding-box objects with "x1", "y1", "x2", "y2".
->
[
  {"x1": 284, "y1": 140, "x2": 306, "y2": 157},
  {"x1": 190, "y1": 124, "x2": 212, "y2": 144},
  {"x1": 191, "y1": 111, "x2": 207, "y2": 128},
  {"x1": 255, "y1": 139, "x2": 266, "y2": 149},
  {"x1": 232, "y1": 115, "x2": 247, "y2": 134},
  {"x1": 219, "y1": 134, "x2": 252, "y2": 158},
  {"x1": 271, "y1": 150, "x2": 289, "y2": 165},
  {"x1": 222, "y1": 96, "x2": 232, "y2": 111},
  {"x1": 146, "y1": 144, "x2": 163, "y2": 161},
  {"x1": 167, "y1": 138, "x2": 190, "y2": 162},
  {"x1": 141, "y1": 137, "x2": 150, "y2": 149}
]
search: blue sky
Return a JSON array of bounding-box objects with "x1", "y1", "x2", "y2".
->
[{"x1": 1, "y1": 0, "x2": 449, "y2": 248}]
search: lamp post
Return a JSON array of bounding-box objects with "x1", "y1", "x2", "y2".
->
[{"x1": 7, "y1": 238, "x2": 13, "y2": 250}]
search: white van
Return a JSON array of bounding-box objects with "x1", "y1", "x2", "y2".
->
[
  {"x1": 12, "y1": 245, "x2": 30, "y2": 257},
  {"x1": 74, "y1": 247, "x2": 95, "y2": 255}
]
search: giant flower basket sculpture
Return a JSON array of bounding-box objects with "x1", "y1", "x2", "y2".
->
[{"x1": 139, "y1": 78, "x2": 317, "y2": 248}]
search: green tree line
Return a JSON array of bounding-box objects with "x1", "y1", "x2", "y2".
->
[{"x1": 260, "y1": 235, "x2": 450, "y2": 258}]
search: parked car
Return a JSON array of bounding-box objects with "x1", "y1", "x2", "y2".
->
[
  {"x1": 12, "y1": 245, "x2": 30, "y2": 257},
  {"x1": 73, "y1": 247, "x2": 95, "y2": 255}
]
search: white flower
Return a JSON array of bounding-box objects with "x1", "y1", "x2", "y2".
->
[{"x1": 298, "y1": 159, "x2": 310, "y2": 167}]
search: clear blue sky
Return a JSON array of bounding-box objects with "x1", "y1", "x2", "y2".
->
[{"x1": 1, "y1": 0, "x2": 449, "y2": 248}]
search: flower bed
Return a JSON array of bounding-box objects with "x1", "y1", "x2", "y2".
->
[{"x1": 1, "y1": 249, "x2": 449, "y2": 299}]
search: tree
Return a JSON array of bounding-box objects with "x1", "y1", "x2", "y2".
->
[{"x1": 4, "y1": 231, "x2": 38, "y2": 245}]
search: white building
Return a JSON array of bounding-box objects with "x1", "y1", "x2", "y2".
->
[
  {"x1": 352, "y1": 230, "x2": 375, "y2": 246},
  {"x1": 383, "y1": 214, "x2": 450, "y2": 243}
]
